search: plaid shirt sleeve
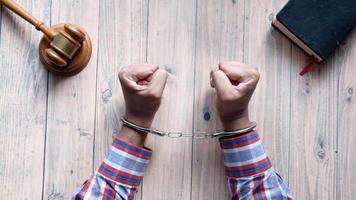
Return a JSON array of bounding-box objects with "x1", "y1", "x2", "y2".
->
[
  {"x1": 73, "y1": 137, "x2": 152, "y2": 200},
  {"x1": 220, "y1": 131, "x2": 293, "y2": 200}
]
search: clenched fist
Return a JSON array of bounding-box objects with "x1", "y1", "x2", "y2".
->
[
  {"x1": 210, "y1": 62, "x2": 260, "y2": 131},
  {"x1": 119, "y1": 64, "x2": 168, "y2": 127}
]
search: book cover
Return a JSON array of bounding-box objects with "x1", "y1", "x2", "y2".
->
[{"x1": 273, "y1": 0, "x2": 356, "y2": 74}]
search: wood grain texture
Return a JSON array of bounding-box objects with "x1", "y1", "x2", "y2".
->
[
  {"x1": 142, "y1": 0, "x2": 196, "y2": 199},
  {"x1": 337, "y1": 30, "x2": 356, "y2": 200},
  {"x1": 1, "y1": 0, "x2": 356, "y2": 199},
  {"x1": 192, "y1": 0, "x2": 244, "y2": 199},
  {"x1": 42, "y1": 0, "x2": 99, "y2": 199},
  {"x1": 0, "y1": 0, "x2": 50, "y2": 199},
  {"x1": 94, "y1": 0, "x2": 149, "y2": 199},
  {"x1": 288, "y1": 36, "x2": 338, "y2": 200},
  {"x1": 244, "y1": 0, "x2": 291, "y2": 178}
]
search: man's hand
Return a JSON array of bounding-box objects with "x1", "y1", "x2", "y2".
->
[
  {"x1": 210, "y1": 62, "x2": 260, "y2": 131},
  {"x1": 119, "y1": 63, "x2": 168, "y2": 127}
]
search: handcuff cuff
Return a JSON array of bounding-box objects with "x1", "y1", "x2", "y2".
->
[{"x1": 120, "y1": 117, "x2": 257, "y2": 138}]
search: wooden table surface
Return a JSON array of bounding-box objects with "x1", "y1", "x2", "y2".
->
[{"x1": 1, "y1": 0, "x2": 355, "y2": 199}]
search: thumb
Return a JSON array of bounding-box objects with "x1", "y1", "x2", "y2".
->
[
  {"x1": 145, "y1": 68, "x2": 168, "y2": 97},
  {"x1": 119, "y1": 64, "x2": 159, "y2": 91},
  {"x1": 132, "y1": 63, "x2": 159, "y2": 80},
  {"x1": 210, "y1": 70, "x2": 234, "y2": 100}
]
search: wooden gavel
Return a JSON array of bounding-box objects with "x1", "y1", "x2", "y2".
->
[{"x1": 0, "y1": 0, "x2": 92, "y2": 76}]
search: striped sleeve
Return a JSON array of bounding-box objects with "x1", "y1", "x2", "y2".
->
[
  {"x1": 219, "y1": 131, "x2": 293, "y2": 200},
  {"x1": 73, "y1": 138, "x2": 152, "y2": 200}
]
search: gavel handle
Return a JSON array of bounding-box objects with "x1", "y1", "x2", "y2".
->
[{"x1": 0, "y1": 0, "x2": 55, "y2": 39}]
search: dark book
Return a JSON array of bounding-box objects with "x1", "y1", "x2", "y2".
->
[{"x1": 273, "y1": 0, "x2": 356, "y2": 75}]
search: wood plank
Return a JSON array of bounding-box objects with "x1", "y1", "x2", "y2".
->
[
  {"x1": 42, "y1": 0, "x2": 99, "y2": 199},
  {"x1": 288, "y1": 33, "x2": 339, "y2": 200},
  {"x1": 0, "y1": 1, "x2": 354, "y2": 199},
  {"x1": 192, "y1": 0, "x2": 244, "y2": 199},
  {"x1": 337, "y1": 30, "x2": 356, "y2": 199},
  {"x1": 142, "y1": 0, "x2": 196, "y2": 199},
  {"x1": 0, "y1": 0, "x2": 50, "y2": 198},
  {"x1": 93, "y1": 0, "x2": 149, "y2": 198},
  {"x1": 244, "y1": 0, "x2": 291, "y2": 178}
]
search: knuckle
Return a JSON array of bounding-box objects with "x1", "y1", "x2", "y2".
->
[
  {"x1": 249, "y1": 68, "x2": 260, "y2": 80},
  {"x1": 158, "y1": 68, "x2": 168, "y2": 77},
  {"x1": 118, "y1": 71, "x2": 125, "y2": 81},
  {"x1": 253, "y1": 72, "x2": 260, "y2": 81},
  {"x1": 211, "y1": 70, "x2": 218, "y2": 76},
  {"x1": 214, "y1": 70, "x2": 225, "y2": 77},
  {"x1": 118, "y1": 66, "x2": 130, "y2": 78},
  {"x1": 218, "y1": 62, "x2": 226, "y2": 68},
  {"x1": 243, "y1": 84, "x2": 256, "y2": 92}
]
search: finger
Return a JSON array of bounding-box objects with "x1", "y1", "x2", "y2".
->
[
  {"x1": 235, "y1": 78, "x2": 259, "y2": 95},
  {"x1": 211, "y1": 70, "x2": 235, "y2": 100},
  {"x1": 131, "y1": 63, "x2": 159, "y2": 80},
  {"x1": 210, "y1": 70, "x2": 215, "y2": 88},
  {"x1": 219, "y1": 62, "x2": 259, "y2": 81},
  {"x1": 218, "y1": 62, "x2": 245, "y2": 81},
  {"x1": 119, "y1": 64, "x2": 159, "y2": 91},
  {"x1": 119, "y1": 73, "x2": 145, "y2": 91},
  {"x1": 145, "y1": 68, "x2": 168, "y2": 96},
  {"x1": 219, "y1": 62, "x2": 259, "y2": 91},
  {"x1": 118, "y1": 66, "x2": 136, "y2": 87}
]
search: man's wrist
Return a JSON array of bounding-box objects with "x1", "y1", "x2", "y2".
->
[
  {"x1": 117, "y1": 126, "x2": 147, "y2": 147},
  {"x1": 118, "y1": 113, "x2": 154, "y2": 147},
  {"x1": 220, "y1": 113, "x2": 251, "y2": 132},
  {"x1": 124, "y1": 112, "x2": 154, "y2": 127}
]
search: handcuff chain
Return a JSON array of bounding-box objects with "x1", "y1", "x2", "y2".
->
[
  {"x1": 147, "y1": 130, "x2": 213, "y2": 139},
  {"x1": 120, "y1": 117, "x2": 256, "y2": 139}
]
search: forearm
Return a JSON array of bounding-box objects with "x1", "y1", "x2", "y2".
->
[
  {"x1": 73, "y1": 64, "x2": 166, "y2": 199},
  {"x1": 73, "y1": 125, "x2": 151, "y2": 200},
  {"x1": 117, "y1": 126, "x2": 147, "y2": 147},
  {"x1": 220, "y1": 131, "x2": 293, "y2": 200}
]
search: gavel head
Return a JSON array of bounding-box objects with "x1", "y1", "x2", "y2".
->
[{"x1": 39, "y1": 23, "x2": 92, "y2": 76}]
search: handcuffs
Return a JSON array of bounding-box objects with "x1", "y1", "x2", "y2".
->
[{"x1": 120, "y1": 117, "x2": 257, "y2": 139}]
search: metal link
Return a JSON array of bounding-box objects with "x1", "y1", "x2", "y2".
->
[
  {"x1": 192, "y1": 131, "x2": 213, "y2": 139},
  {"x1": 149, "y1": 129, "x2": 166, "y2": 136},
  {"x1": 167, "y1": 132, "x2": 184, "y2": 138},
  {"x1": 166, "y1": 132, "x2": 210, "y2": 138},
  {"x1": 120, "y1": 117, "x2": 257, "y2": 139}
]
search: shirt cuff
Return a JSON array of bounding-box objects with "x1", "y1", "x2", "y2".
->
[
  {"x1": 97, "y1": 138, "x2": 152, "y2": 187},
  {"x1": 219, "y1": 131, "x2": 272, "y2": 178}
]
